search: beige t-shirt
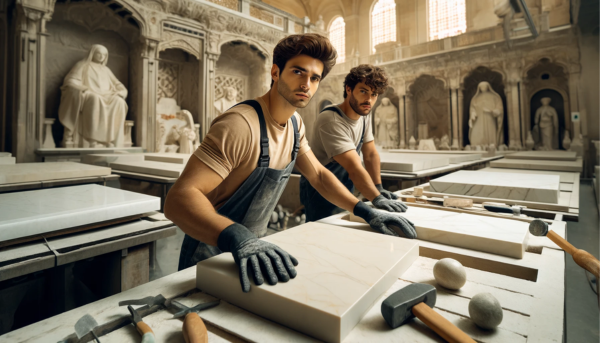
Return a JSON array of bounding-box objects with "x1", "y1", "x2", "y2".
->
[
  {"x1": 194, "y1": 98, "x2": 310, "y2": 209},
  {"x1": 310, "y1": 105, "x2": 374, "y2": 166}
]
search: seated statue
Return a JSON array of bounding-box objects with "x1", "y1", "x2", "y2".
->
[
  {"x1": 468, "y1": 82, "x2": 503, "y2": 147},
  {"x1": 58, "y1": 44, "x2": 128, "y2": 148}
]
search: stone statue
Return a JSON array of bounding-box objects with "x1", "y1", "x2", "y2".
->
[
  {"x1": 214, "y1": 86, "x2": 238, "y2": 117},
  {"x1": 439, "y1": 135, "x2": 450, "y2": 150},
  {"x1": 315, "y1": 15, "x2": 325, "y2": 30},
  {"x1": 58, "y1": 44, "x2": 128, "y2": 148},
  {"x1": 156, "y1": 97, "x2": 196, "y2": 153},
  {"x1": 468, "y1": 82, "x2": 503, "y2": 147},
  {"x1": 534, "y1": 97, "x2": 559, "y2": 150},
  {"x1": 374, "y1": 98, "x2": 399, "y2": 149},
  {"x1": 409, "y1": 136, "x2": 416, "y2": 150}
]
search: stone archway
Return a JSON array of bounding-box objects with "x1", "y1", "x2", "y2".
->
[
  {"x1": 530, "y1": 89, "x2": 566, "y2": 150},
  {"x1": 408, "y1": 75, "x2": 448, "y2": 141}
]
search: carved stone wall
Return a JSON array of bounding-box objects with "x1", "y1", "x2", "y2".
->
[
  {"x1": 408, "y1": 75, "x2": 448, "y2": 141},
  {"x1": 158, "y1": 48, "x2": 200, "y2": 122}
]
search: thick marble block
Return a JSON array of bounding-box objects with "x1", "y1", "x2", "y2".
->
[
  {"x1": 196, "y1": 222, "x2": 419, "y2": 343},
  {"x1": 110, "y1": 160, "x2": 185, "y2": 177},
  {"x1": 0, "y1": 152, "x2": 11, "y2": 157},
  {"x1": 81, "y1": 153, "x2": 145, "y2": 166},
  {"x1": 0, "y1": 156, "x2": 15, "y2": 164},
  {"x1": 0, "y1": 162, "x2": 111, "y2": 185},
  {"x1": 144, "y1": 153, "x2": 191, "y2": 164},
  {"x1": 0, "y1": 184, "x2": 160, "y2": 242},
  {"x1": 430, "y1": 170, "x2": 560, "y2": 204},
  {"x1": 490, "y1": 158, "x2": 583, "y2": 172},
  {"x1": 320, "y1": 206, "x2": 528, "y2": 259},
  {"x1": 505, "y1": 151, "x2": 577, "y2": 161},
  {"x1": 378, "y1": 153, "x2": 450, "y2": 172}
]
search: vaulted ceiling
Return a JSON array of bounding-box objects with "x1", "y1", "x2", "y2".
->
[{"x1": 261, "y1": 0, "x2": 356, "y2": 30}]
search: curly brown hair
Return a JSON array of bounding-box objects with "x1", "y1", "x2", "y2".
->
[
  {"x1": 272, "y1": 33, "x2": 337, "y2": 87},
  {"x1": 343, "y1": 64, "x2": 388, "y2": 98}
]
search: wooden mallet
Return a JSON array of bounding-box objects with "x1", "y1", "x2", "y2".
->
[
  {"x1": 530, "y1": 219, "x2": 600, "y2": 279},
  {"x1": 381, "y1": 283, "x2": 475, "y2": 343}
]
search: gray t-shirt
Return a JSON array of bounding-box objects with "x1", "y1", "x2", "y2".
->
[{"x1": 310, "y1": 105, "x2": 375, "y2": 166}]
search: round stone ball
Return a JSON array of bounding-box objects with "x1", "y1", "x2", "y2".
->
[
  {"x1": 468, "y1": 293, "x2": 503, "y2": 329},
  {"x1": 433, "y1": 258, "x2": 467, "y2": 290}
]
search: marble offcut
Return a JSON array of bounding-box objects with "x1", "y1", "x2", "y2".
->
[
  {"x1": 196, "y1": 222, "x2": 419, "y2": 343},
  {"x1": 110, "y1": 160, "x2": 185, "y2": 177},
  {"x1": 0, "y1": 162, "x2": 111, "y2": 185},
  {"x1": 429, "y1": 170, "x2": 560, "y2": 204},
  {"x1": 0, "y1": 184, "x2": 160, "y2": 242},
  {"x1": 378, "y1": 152, "x2": 450, "y2": 172}
]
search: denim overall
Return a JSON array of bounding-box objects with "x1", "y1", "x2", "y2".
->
[
  {"x1": 299, "y1": 106, "x2": 365, "y2": 222},
  {"x1": 178, "y1": 100, "x2": 300, "y2": 270}
]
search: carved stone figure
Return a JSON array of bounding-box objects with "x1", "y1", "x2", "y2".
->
[
  {"x1": 439, "y1": 135, "x2": 450, "y2": 150},
  {"x1": 214, "y1": 86, "x2": 238, "y2": 116},
  {"x1": 58, "y1": 44, "x2": 128, "y2": 148},
  {"x1": 374, "y1": 98, "x2": 399, "y2": 149},
  {"x1": 534, "y1": 97, "x2": 559, "y2": 150},
  {"x1": 468, "y1": 82, "x2": 504, "y2": 147},
  {"x1": 315, "y1": 15, "x2": 325, "y2": 30},
  {"x1": 156, "y1": 97, "x2": 196, "y2": 153},
  {"x1": 409, "y1": 136, "x2": 416, "y2": 150}
]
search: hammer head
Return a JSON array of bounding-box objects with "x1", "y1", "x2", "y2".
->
[
  {"x1": 529, "y1": 219, "x2": 549, "y2": 236},
  {"x1": 381, "y1": 283, "x2": 437, "y2": 329}
]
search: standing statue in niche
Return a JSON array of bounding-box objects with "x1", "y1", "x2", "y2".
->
[
  {"x1": 58, "y1": 44, "x2": 128, "y2": 148},
  {"x1": 214, "y1": 87, "x2": 238, "y2": 117},
  {"x1": 468, "y1": 82, "x2": 504, "y2": 147},
  {"x1": 534, "y1": 97, "x2": 559, "y2": 150},
  {"x1": 374, "y1": 98, "x2": 399, "y2": 149}
]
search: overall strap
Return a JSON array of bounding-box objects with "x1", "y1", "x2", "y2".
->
[
  {"x1": 290, "y1": 115, "x2": 299, "y2": 161},
  {"x1": 321, "y1": 105, "x2": 345, "y2": 117},
  {"x1": 359, "y1": 117, "x2": 366, "y2": 148},
  {"x1": 237, "y1": 100, "x2": 270, "y2": 168}
]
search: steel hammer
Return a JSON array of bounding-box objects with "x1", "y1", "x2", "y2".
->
[{"x1": 381, "y1": 283, "x2": 475, "y2": 343}]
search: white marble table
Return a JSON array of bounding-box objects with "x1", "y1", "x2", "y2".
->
[
  {"x1": 0, "y1": 184, "x2": 160, "y2": 242},
  {"x1": 490, "y1": 158, "x2": 583, "y2": 172},
  {"x1": 197, "y1": 222, "x2": 419, "y2": 343},
  {"x1": 144, "y1": 153, "x2": 192, "y2": 164},
  {"x1": 504, "y1": 151, "x2": 577, "y2": 161},
  {"x1": 36, "y1": 147, "x2": 144, "y2": 162},
  {"x1": 0, "y1": 162, "x2": 111, "y2": 185},
  {"x1": 429, "y1": 170, "x2": 561, "y2": 204},
  {"x1": 378, "y1": 153, "x2": 450, "y2": 172},
  {"x1": 81, "y1": 153, "x2": 145, "y2": 166},
  {"x1": 110, "y1": 160, "x2": 185, "y2": 178}
]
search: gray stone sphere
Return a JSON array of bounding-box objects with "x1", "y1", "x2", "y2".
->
[
  {"x1": 468, "y1": 293, "x2": 503, "y2": 329},
  {"x1": 433, "y1": 258, "x2": 467, "y2": 290}
]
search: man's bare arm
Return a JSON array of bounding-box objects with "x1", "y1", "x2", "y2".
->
[
  {"x1": 163, "y1": 157, "x2": 234, "y2": 246},
  {"x1": 294, "y1": 150, "x2": 360, "y2": 211},
  {"x1": 361, "y1": 141, "x2": 382, "y2": 186},
  {"x1": 331, "y1": 147, "x2": 380, "y2": 201}
]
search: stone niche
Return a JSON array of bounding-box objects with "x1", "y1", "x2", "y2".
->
[
  {"x1": 44, "y1": 1, "x2": 139, "y2": 147},
  {"x1": 213, "y1": 41, "x2": 268, "y2": 123},
  {"x1": 524, "y1": 58, "x2": 570, "y2": 150},
  {"x1": 158, "y1": 48, "x2": 201, "y2": 123},
  {"x1": 372, "y1": 87, "x2": 401, "y2": 148},
  {"x1": 408, "y1": 75, "x2": 449, "y2": 141},
  {"x1": 462, "y1": 66, "x2": 508, "y2": 146}
]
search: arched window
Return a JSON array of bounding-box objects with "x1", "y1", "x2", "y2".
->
[
  {"x1": 329, "y1": 17, "x2": 346, "y2": 63},
  {"x1": 371, "y1": 0, "x2": 396, "y2": 53},
  {"x1": 428, "y1": 0, "x2": 467, "y2": 41}
]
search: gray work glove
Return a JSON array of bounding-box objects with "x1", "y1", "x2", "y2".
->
[
  {"x1": 372, "y1": 194, "x2": 408, "y2": 213},
  {"x1": 354, "y1": 201, "x2": 417, "y2": 239},
  {"x1": 376, "y1": 184, "x2": 399, "y2": 200},
  {"x1": 217, "y1": 223, "x2": 299, "y2": 293}
]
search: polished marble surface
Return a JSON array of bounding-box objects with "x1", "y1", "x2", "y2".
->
[
  {"x1": 110, "y1": 160, "x2": 185, "y2": 177},
  {"x1": 0, "y1": 156, "x2": 15, "y2": 165},
  {"x1": 430, "y1": 170, "x2": 560, "y2": 204},
  {"x1": 0, "y1": 184, "x2": 160, "y2": 242},
  {"x1": 505, "y1": 150, "x2": 577, "y2": 161},
  {"x1": 490, "y1": 158, "x2": 583, "y2": 172},
  {"x1": 378, "y1": 153, "x2": 450, "y2": 172},
  {"x1": 81, "y1": 153, "x2": 145, "y2": 166},
  {"x1": 385, "y1": 150, "x2": 482, "y2": 163},
  {"x1": 319, "y1": 206, "x2": 528, "y2": 259},
  {"x1": 196, "y1": 222, "x2": 419, "y2": 343},
  {"x1": 0, "y1": 162, "x2": 111, "y2": 185},
  {"x1": 144, "y1": 153, "x2": 191, "y2": 164}
]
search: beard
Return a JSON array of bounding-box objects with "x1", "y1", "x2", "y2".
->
[
  {"x1": 277, "y1": 79, "x2": 312, "y2": 108},
  {"x1": 348, "y1": 93, "x2": 372, "y2": 116}
]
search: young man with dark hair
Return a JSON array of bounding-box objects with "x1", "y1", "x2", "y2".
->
[
  {"x1": 165, "y1": 35, "x2": 416, "y2": 294},
  {"x1": 300, "y1": 64, "x2": 411, "y2": 223}
]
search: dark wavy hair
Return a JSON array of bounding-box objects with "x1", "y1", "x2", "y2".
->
[
  {"x1": 271, "y1": 33, "x2": 337, "y2": 87},
  {"x1": 343, "y1": 64, "x2": 388, "y2": 98}
]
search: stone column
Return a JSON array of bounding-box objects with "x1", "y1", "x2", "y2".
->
[
  {"x1": 133, "y1": 39, "x2": 159, "y2": 152},
  {"x1": 398, "y1": 95, "x2": 406, "y2": 148},
  {"x1": 450, "y1": 88, "x2": 460, "y2": 149},
  {"x1": 42, "y1": 118, "x2": 55, "y2": 148},
  {"x1": 457, "y1": 88, "x2": 464, "y2": 147},
  {"x1": 123, "y1": 120, "x2": 134, "y2": 148},
  {"x1": 505, "y1": 80, "x2": 522, "y2": 150},
  {"x1": 568, "y1": 70, "x2": 584, "y2": 156}
]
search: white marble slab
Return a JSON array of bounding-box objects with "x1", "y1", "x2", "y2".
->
[
  {"x1": 110, "y1": 160, "x2": 185, "y2": 177},
  {"x1": 378, "y1": 152, "x2": 450, "y2": 172},
  {"x1": 490, "y1": 158, "x2": 583, "y2": 172},
  {"x1": 0, "y1": 185, "x2": 160, "y2": 242},
  {"x1": 479, "y1": 167, "x2": 577, "y2": 183},
  {"x1": 0, "y1": 162, "x2": 111, "y2": 185},
  {"x1": 504, "y1": 150, "x2": 577, "y2": 161},
  {"x1": 144, "y1": 152, "x2": 192, "y2": 164},
  {"x1": 386, "y1": 152, "x2": 481, "y2": 163},
  {"x1": 0, "y1": 156, "x2": 15, "y2": 164},
  {"x1": 0, "y1": 152, "x2": 11, "y2": 157},
  {"x1": 81, "y1": 153, "x2": 145, "y2": 166},
  {"x1": 196, "y1": 222, "x2": 419, "y2": 343},
  {"x1": 319, "y1": 206, "x2": 528, "y2": 259},
  {"x1": 429, "y1": 170, "x2": 560, "y2": 204}
]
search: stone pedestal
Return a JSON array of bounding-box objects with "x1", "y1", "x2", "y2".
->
[
  {"x1": 42, "y1": 118, "x2": 56, "y2": 149},
  {"x1": 124, "y1": 120, "x2": 134, "y2": 148}
]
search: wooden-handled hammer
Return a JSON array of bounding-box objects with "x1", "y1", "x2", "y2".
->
[
  {"x1": 530, "y1": 219, "x2": 600, "y2": 279},
  {"x1": 382, "y1": 283, "x2": 475, "y2": 343}
]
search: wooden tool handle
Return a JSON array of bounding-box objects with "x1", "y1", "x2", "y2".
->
[
  {"x1": 412, "y1": 302, "x2": 475, "y2": 343},
  {"x1": 547, "y1": 231, "x2": 600, "y2": 278},
  {"x1": 135, "y1": 321, "x2": 154, "y2": 337},
  {"x1": 182, "y1": 312, "x2": 208, "y2": 343}
]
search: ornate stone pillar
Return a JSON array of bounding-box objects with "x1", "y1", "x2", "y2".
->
[
  {"x1": 506, "y1": 62, "x2": 523, "y2": 150},
  {"x1": 457, "y1": 87, "x2": 464, "y2": 147},
  {"x1": 450, "y1": 88, "x2": 460, "y2": 149},
  {"x1": 568, "y1": 68, "x2": 584, "y2": 156},
  {"x1": 132, "y1": 39, "x2": 159, "y2": 152},
  {"x1": 398, "y1": 95, "x2": 406, "y2": 148}
]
